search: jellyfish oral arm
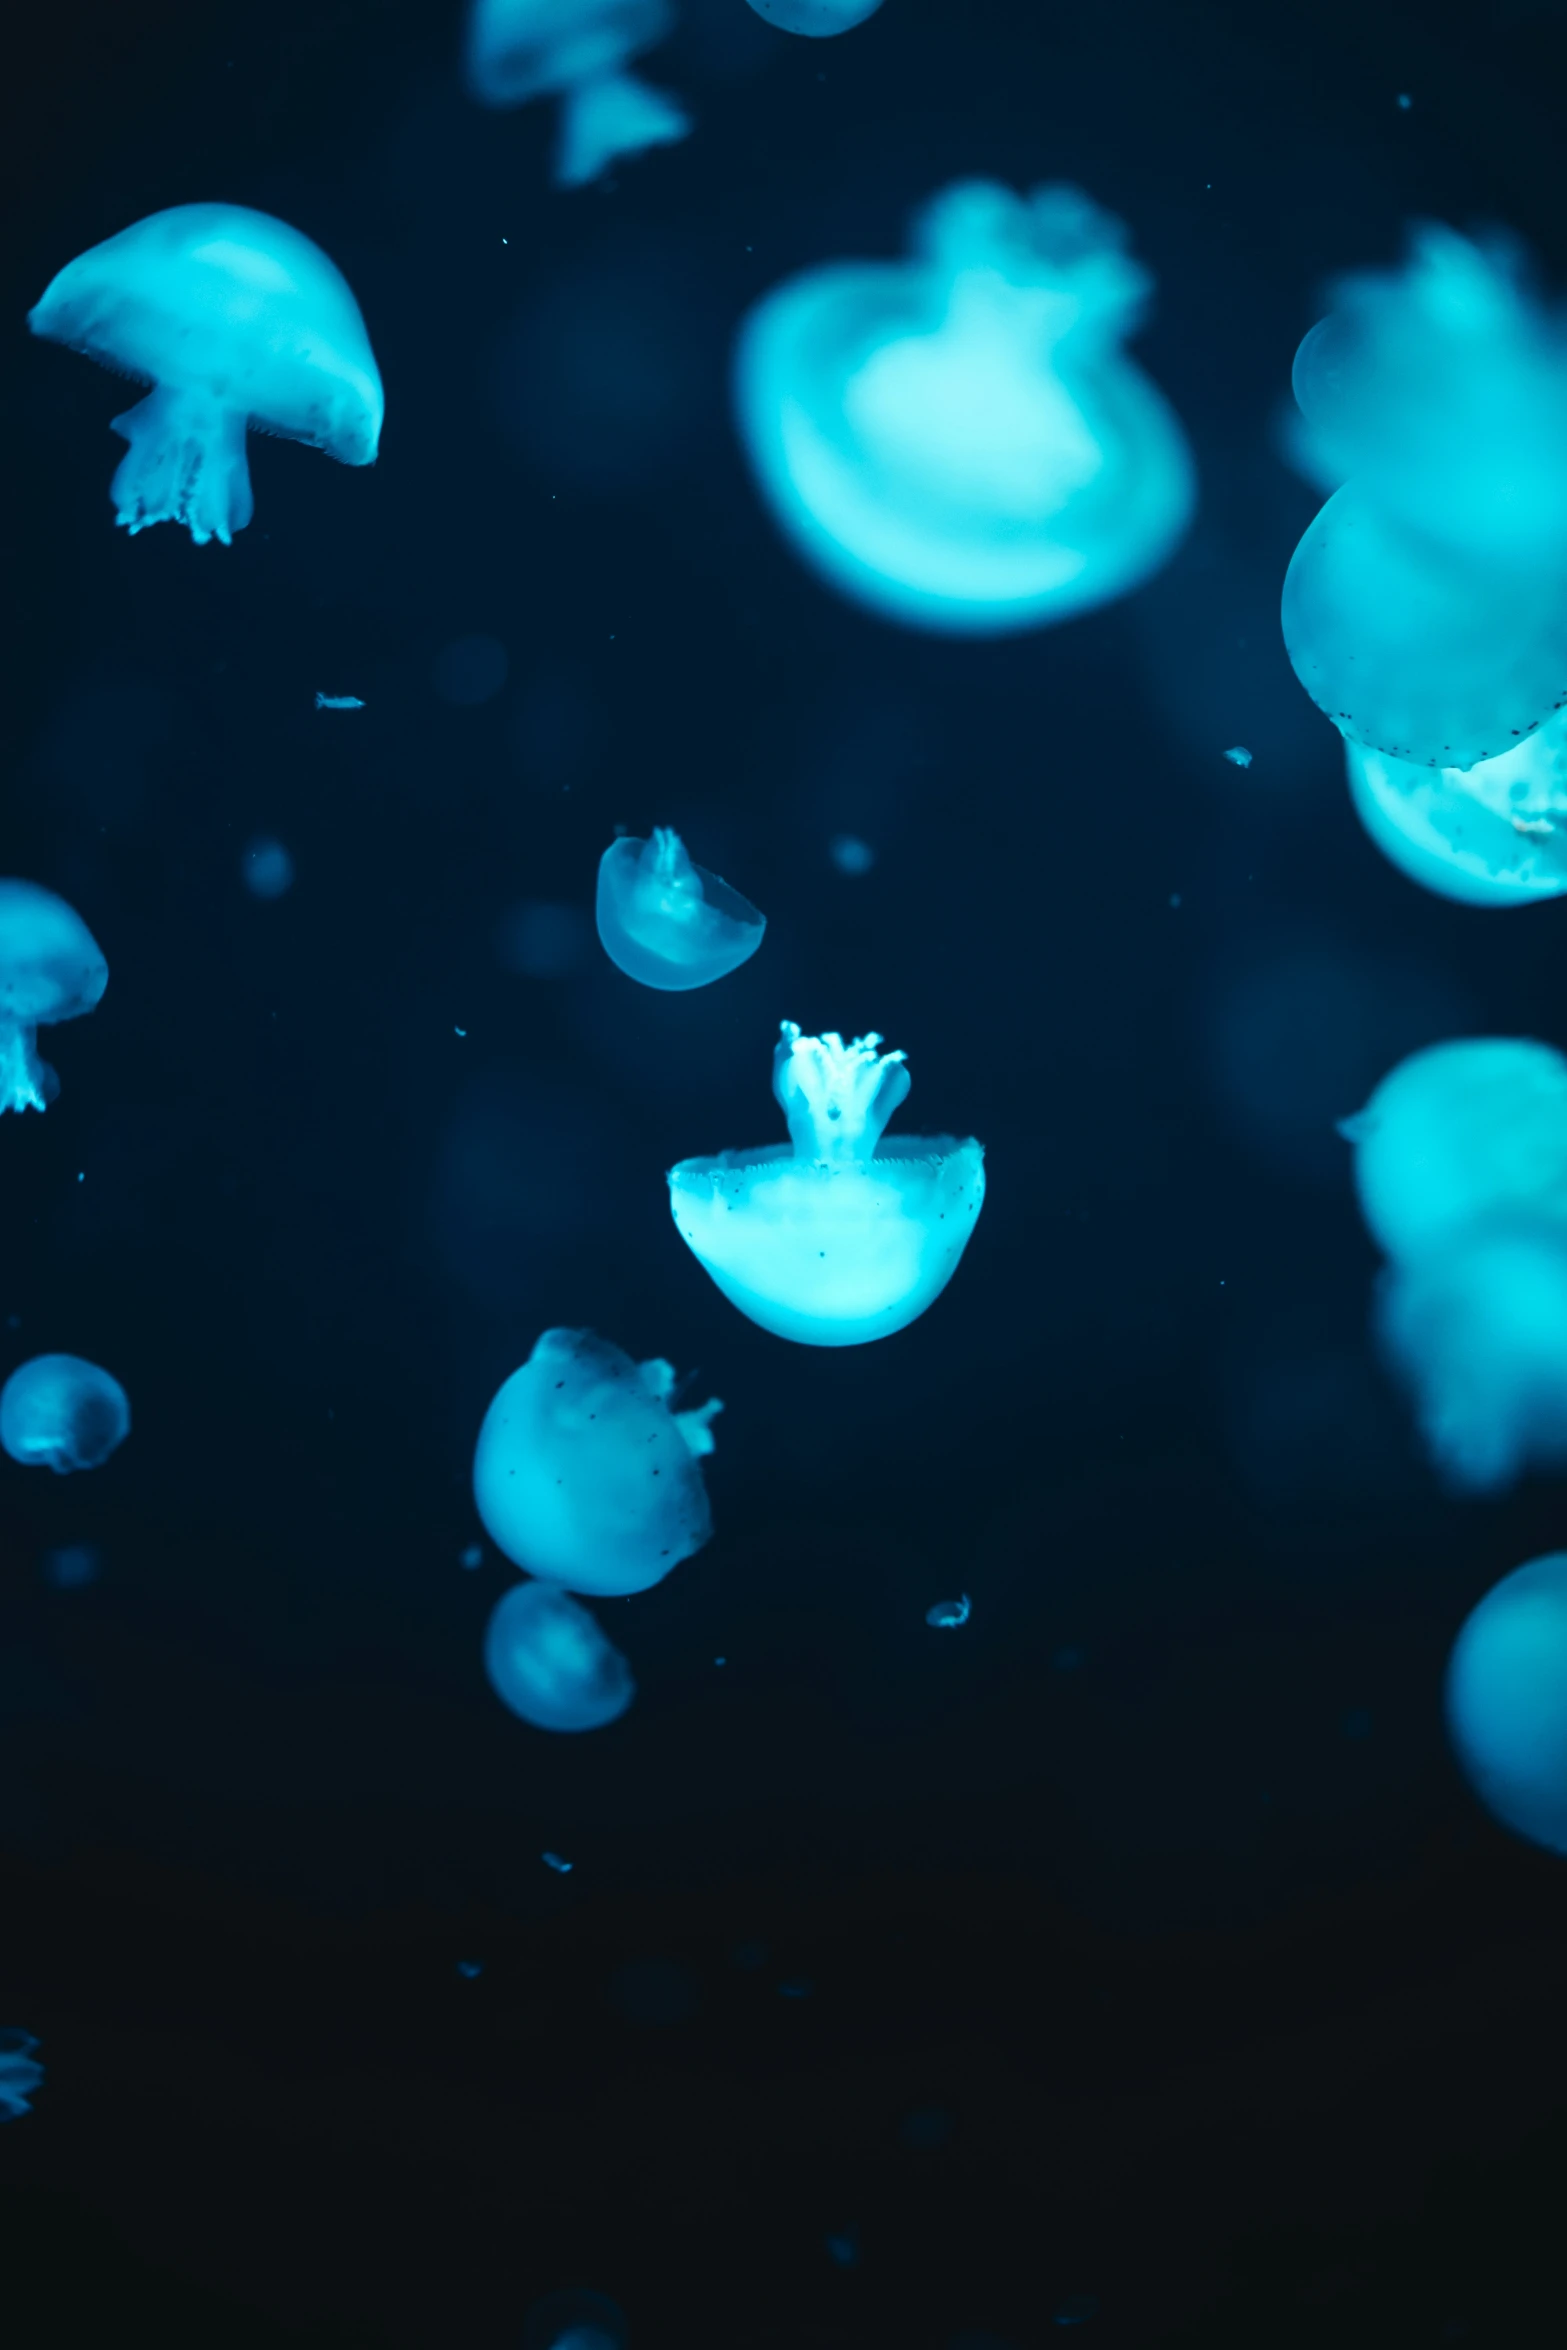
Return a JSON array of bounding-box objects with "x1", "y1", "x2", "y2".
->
[
  {"x1": 773, "y1": 1023, "x2": 912, "y2": 1164},
  {"x1": 675, "y1": 1396, "x2": 723, "y2": 1457},
  {"x1": 110, "y1": 385, "x2": 254, "y2": 546},
  {"x1": 0, "y1": 1022, "x2": 52, "y2": 1116}
]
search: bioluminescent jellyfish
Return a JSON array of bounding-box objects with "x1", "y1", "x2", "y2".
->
[
  {"x1": 0, "y1": 2032, "x2": 43, "y2": 2123},
  {"x1": 668, "y1": 1022, "x2": 985, "y2": 1345},
  {"x1": 1445, "y1": 1552, "x2": 1567, "y2": 1854},
  {"x1": 595, "y1": 829, "x2": 766, "y2": 991},
  {"x1": 1344, "y1": 722, "x2": 1567, "y2": 906},
  {"x1": 734, "y1": 180, "x2": 1194, "y2": 634},
  {"x1": 0, "y1": 1355, "x2": 131, "y2": 1475},
  {"x1": 242, "y1": 837, "x2": 295, "y2": 900},
  {"x1": 1344, "y1": 1038, "x2": 1567, "y2": 1264},
  {"x1": 830, "y1": 834, "x2": 876, "y2": 875},
  {"x1": 28, "y1": 205, "x2": 383, "y2": 546},
  {"x1": 522, "y1": 2286, "x2": 628, "y2": 2350},
  {"x1": 926, "y1": 1593, "x2": 970, "y2": 1628},
  {"x1": 745, "y1": 0, "x2": 883, "y2": 33},
  {"x1": 464, "y1": 0, "x2": 690, "y2": 188},
  {"x1": 484, "y1": 1579, "x2": 635, "y2": 1732},
  {"x1": 473, "y1": 1327, "x2": 721, "y2": 1596},
  {"x1": 0, "y1": 881, "x2": 107, "y2": 1114}
]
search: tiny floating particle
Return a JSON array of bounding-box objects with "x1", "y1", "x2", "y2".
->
[
  {"x1": 1223, "y1": 745, "x2": 1252, "y2": 768},
  {"x1": 315, "y1": 693, "x2": 365, "y2": 710},
  {"x1": 926, "y1": 1592, "x2": 971, "y2": 1628},
  {"x1": 459, "y1": 1542, "x2": 483, "y2": 1569}
]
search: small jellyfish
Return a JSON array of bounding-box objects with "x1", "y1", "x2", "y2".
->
[
  {"x1": 1344, "y1": 723, "x2": 1567, "y2": 906},
  {"x1": 484, "y1": 1579, "x2": 635, "y2": 1732},
  {"x1": 745, "y1": 0, "x2": 883, "y2": 33},
  {"x1": 1446, "y1": 1552, "x2": 1567, "y2": 1854},
  {"x1": 829, "y1": 835, "x2": 876, "y2": 875},
  {"x1": 1, "y1": 1356, "x2": 129, "y2": 1475},
  {"x1": 926, "y1": 1593, "x2": 971, "y2": 1628},
  {"x1": 0, "y1": 882, "x2": 107, "y2": 1115},
  {"x1": 668, "y1": 1022, "x2": 985, "y2": 1346},
  {"x1": 734, "y1": 180, "x2": 1194, "y2": 634},
  {"x1": 464, "y1": 0, "x2": 690, "y2": 189},
  {"x1": 1377, "y1": 1225, "x2": 1567, "y2": 1492},
  {"x1": 1223, "y1": 745, "x2": 1252, "y2": 769},
  {"x1": 472, "y1": 1327, "x2": 721, "y2": 1596},
  {"x1": 0, "y1": 2031, "x2": 43, "y2": 2123},
  {"x1": 522, "y1": 2287, "x2": 629, "y2": 2350},
  {"x1": 596, "y1": 829, "x2": 766, "y2": 991},
  {"x1": 242, "y1": 837, "x2": 295, "y2": 900},
  {"x1": 1344, "y1": 1038, "x2": 1567, "y2": 1264},
  {"x1": 28, "y1": 205, "x2": 383, "y2": 546}
]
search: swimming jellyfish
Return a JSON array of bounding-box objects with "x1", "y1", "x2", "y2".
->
[
  {"x1": 1, "y1": 1355, "x2": 131, "y2": 1474},
  {"x1": 472, "y1": 1328, "x2": 721, "y2": 1595},
  {"x1": 28, "y1": 205, "x2": 383, "y2": 546},
  {"x1": 1446, "y1": 1552, "x2": 1567, "y2": 1853},
  {"x1": 1344, "y1": 1038, "x2": 1567, "y2": 1264},
  {"x1": 745, "y1": 0, "x2": 883, "y2": 33},
  {"x1": 464, "y1": 0, "x2": 690, "y2": 189},
  {"x1": 0, "y1": 882, "x2": 107, "y2": 1114},
  {"x1": 733, "y1": 179, "x2": 1194, "y2": 634},
  {"x1": 668, "y1": 1021, "x2": 985, "y2": 1345},
  {"x1": 484, "y1": 1579, "x2": 635, "y2": 1732},
  {"x1": 0, "y1": 2032, "x2": 43, "y2": 2123},
  {"x1": 596, "y1": 828, "x2": 766, "y2": 991}
]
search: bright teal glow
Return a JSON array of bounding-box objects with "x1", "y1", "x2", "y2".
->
[
  {"x1": 1377, "y1": 1227, "x2": 1567, "y2": 1492},
  {"x1": 0, "y1": 1355, "x2": 130, "y2": 1475},
  {"x1": 28, "y1": 205, "x2": 382, "y2": 545},
  {"x1": 0, "y1": 881, "x2": 106, "y2": 1114},
  {"x1": 745, "y1": 0, "x2": 883, "y2": 32},
  {"x1": 668, "y1": 1021, "x2": 985, "y2": 1346},
  {"x1": 734, "y1": 180, "x2": 1194, "y2": 635},
  {"x1": 1446, "y1": 1552, "x2": 1567, "y2": 1853},
  {"x1": 0, "y1": 2031, "x2": 43, "y2": 2123},
  {"x1": 483, "y1": 1579, "x2": 634, "y2": 1733},
  {"x1": 1345, "y1": 1038, "x2": 1567, "y2": 1263},
  {"x1": 596, "y1": 828, "x2": 766, "y2": 991},
  {"x1": 1346, "y1": 729, "x2": 1567, "y2": 905},
  {"x1": 472, "y1": 1327, "x2": 721, "y2": 1595},
  {"x1": 464, "y1": 0, "x2": 689, "y2": 187}
]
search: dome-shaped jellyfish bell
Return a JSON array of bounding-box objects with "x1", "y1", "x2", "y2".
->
[
  {"x1": 473, "y1": 1328, "x2": 721, "y2": 1596},
  {"x1": 668, "y1": 1022, "x2": 986, "y2": 1346},
  {"x1": 733, "y1": 179, "x2": 1194, "y2": 635},
  {"x1": 0, "y1": 1355, "x2": 130, "y2": 1475},
  {"x1": 484, "y1": 1579, "x2": 635, "y2": 1733},
  {"x1": 28, "y1": 205, "x2": 383, "y2": 547},
  {"x1": 1345, "y1": 730, "x2": 1567, "y2": 908},
  {"x1": 596, "y1": 828, "x2": 766, "y2": 991},
  {"x1": 745, "y1": 0, "x2": 884, "y2": 34},
  {"x1": 0, "y1": 881, "x2": 107, "y2": 1115},
  {"x1": 464, "y1": 0, "x2": 690, "y2": 189},
  {"x1": 1446, "y1": 1552, "x2": 1567, "y2": 1856}
]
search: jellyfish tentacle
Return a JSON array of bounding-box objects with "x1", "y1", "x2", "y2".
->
[
  {"x1": 110, "y1": 385, "x2": 254, "y2": 546},
  {"x1": 0, "y1": 1023, "x2": 54, "y2": 1116},
  {"x1": 772, "y1": 1021, "x2": 911, "y2": 1163},
  {"x1": 675, "y1": 1396, "x2": 723, "y2": 1458}
]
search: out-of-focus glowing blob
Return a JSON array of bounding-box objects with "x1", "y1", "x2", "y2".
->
[
  {"x1": 1345, "y1": 1038, "x2": 1567, "y2": 1263},
  {"x1": 28, "y1": 205, "x2": 383, "y2": 546},
  {"x1": 1377, "y1": 1225, "x2": 1567, "y2": 1492},
  {"x1": 0, "y1": 2031, "x2": 43, "y2": 2123},
  {"x1": 484, "y1": 1579, "x2": 634, "y2": 1732},
  {"x1": 1446, "y1": 1552, "x2": 1567, "y2": 1853},
  {"x1": 0, "y1": 1355, "x2": 130, "y2": 1474},
  {"x1": 745, "y1": 0, "x2": 883, "y2": 33},
  {"x1": 596, "y1": 828, "x2": 766, "y2": 991},
  {"x1": 668, "y1": 1021, "x2": 985, "y2": 1345},
  {"x1": 464, "y1": 0, "x2": 690, "y2": 188},
  {"x1": 734, "y1": 180, "x2": 1194, "y2": 634},
  {"x1": 473, "y1": 1327, "x2": 721, "y2": 1595},
  {"x1": 523, "y1": 2287, "x2": 629, "y2": 2350},
  {"x1": 242, "y1": 837, "x2": 295, "y2": 900},
  {"x1": 0, "y1": 882, "x2": 107, "y2": 1114},
  {"x1": 1344, "y1": 725, "x2": 1567, "y2": 906}
]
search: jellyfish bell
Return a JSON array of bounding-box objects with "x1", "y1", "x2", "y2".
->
[
  {"x1": 1445, "y1": 1551, "x2": 1567, "y2": 1855},
  {"x1": 1345, "y1": 1037, "x2": 1567, "y2": 1265},
  {"x1": 464, "y1": 0, "x2": 690, "y2": 188},
  {"x1": 484, "y1": 1579, "x2": 635, "y2": 1732},
  {"x1": 28, "y1": 204, "x2": 382, "y2": 547},
  {"x1": 668, "y1": 1021, "x2": 985, "y2": 1346},
  {"x1": 0, "y1": 1355, "x2": 130, "y2": 1475},
  {"x1": 1345, "y1": 734, "x2": 1567, "y2": 906},
  {"x1": 745, "y1": 0, "x2": 883, "y2": 33},
  {"x1": 596, "y1": 828, "x2": 766, "y2": 991},
  {"x1": 0, "y1": 883, "x2": 107, "y2": 1115}
]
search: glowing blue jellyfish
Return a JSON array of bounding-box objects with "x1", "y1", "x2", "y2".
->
[
  {"x1": 483, "y1": 1579, "x2": 634, "y2": 1732},
  {"x1": 1446, "y1": 1553, "x2": 1567, "y2": 1853},
  {"x1": 1377, "y1": 1225, "x2": 1567, "y2": 1492},
  {"x1": 1344, "y1": 1039, "x2": 1567, "y2": 1264},
  {"x1": 464, "y1": 0, "x2": 690, "y2": 188},
  {"x1": 28, "y1": 205, "x2": 383, "y2": 546},
  {"x1": 0, "y1": 881, "x2": 107, "y2": 1114},
  {"x1": 1345, "y1": 729, "x2": 1567, "y2": 906},
  {"x1": 745, "y1": 0, "x2": 883, "y2": 33},
  {"x1": 668, "y1": 1022, "x2": 985, "y2": 1345},
  {"x1": 734, "y1": 180, "x2": 1194, "y2": 634},
  {"x1": 596, "y1": 829, "x2": 765, "y2": 991},
  {"x1": 0, "y1": 2031, "x2": 43, "y2": 2123},
  {"x1": 472, "y1": 1328, "x2": 721, "y2": 1596},
  {"x1": 1, "y1": 1355, "x2": 131, "y2": 1474}
]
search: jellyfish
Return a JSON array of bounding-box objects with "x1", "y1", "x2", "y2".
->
[
  {"x1": 0, "y1": 881, "x2": 107, "y2": 1113},
  {"x1": 668, "y1": 1021, "x2": 985, "y2": 1345},
  {"x1": 472, "y1": 1328, "x2": 721, "y2": 1596},
  {"x1": 0, "y1": 2032, "x2": 43, "y2": 2123},
  {"x1": 1344, "y1": 1038, "x2": 1567, "y2": 1264},
  {"x1": 483, "y1": 1579, "x2": 635, "y2": 1732},
  {"x1": 1345, "y1": 729, "x2": 1567, "y2": 907},
  {"x1": 0, "y1": 1355, "x2": 130, "y2": 1474},
  {"x1": 596, "y1": 829, "x2": 766, "y2": 991},
  {"x1": 1446, "y1": 1552, "x2": 1567, "y2": 1855},
  {"x1": 733, "y1": 179, "x2": 1194, "y2": 634},
  {"x1": 28, "y1": 205, "x2": 383, "y2": 546},
  {"x1": 464, "y1": 0, "x2": 690, "y2": 189},
  {"x1": 745, "y1": 0, "x2": 883, "y2": 33}
]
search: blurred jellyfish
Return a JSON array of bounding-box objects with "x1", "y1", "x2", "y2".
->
[
  {"x1": 43, "y1": 1542, "x2": 101, "y2": 1589},
  {"x1": 473, "y1": 1327, "x2": 721, "y2": 1595},
  {"x1": 0, "y1": 882, "x2": 107, "y2": 1114},
  {"x1": 1, "y1": 1355, "x2": 131, "y2": 1474},
  {"x1": 734, "y1": 180, "x2": 1194, "y2": 633},
  {"x1": 0, "y1": 2031, "x2": 43, "y2": 2123},
  {"x1": 484, "y1": 1579, "x2": 634, "y2": 1731},
  {"x1": 1344, "y1": 725, "x2": 1567, "y2": 907},
  {"x1": 1446, "y1": 1552, "x2": 1567, "y2": 1853},
  {"x1": 596, "y1": 829, "x2": 766, "y2": 990},
  {"x1": 926, "y1": 1593, "x2": 970, "y2": 1627},
  {"x1": 522, "y1": 2287, "x2": 629, "y2": 2350},
  {"x1": 830, "y1": 834, "x2": 876, "y2": 875},
  {"x1": 464, "y1": 0, "x2": 690, "y2": 188},
  {"x1": 242, "y1": 837, "x2": 295, "y2": 900},
  {"x1": 669, "y1": 1021, "x2": 985, "y2": 1345},
  {"x1": 746, "y1": 0, "x2": 883, "y2": 31},
  {"x1": 1344, "y1": 1038, "x2": 1567, "y2": 1263},
  {"x1": 28, "y1": 205, "x2": 382, "y2": 546}
]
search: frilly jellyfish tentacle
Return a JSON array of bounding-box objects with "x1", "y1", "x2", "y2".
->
[
  {"x1": 109, "y1": 386, "x2": 254, "y2": 546},
  {"x1": 772, "y1": 1022, "x2": 911, "y2": 1162},
  {"x1": 675, "y1": 1396, "x2": 723, "y2": 1457},
  {"x1": 0, "y1": 1023, "x2": 56, "y2": 1115},
  {"x1": 556, "y1": 66, "x2": 689, "y2": 188}
]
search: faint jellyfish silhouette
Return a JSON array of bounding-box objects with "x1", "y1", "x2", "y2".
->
[
  {"x1": 734, "y1": 179, "x2": 1194, "y2": 633},
  {"x1": 522, "y1": 2287, "x2": 629, "y2": 2350},
  {"x1": 0, "y1": 882, "x2": 107, "y2": 1114},
  {"x1": 0, "y1": 2031, "x2": 43, "y2": 2122},
  {"x1": 596, "y1": 828, "x2": 766, "y2": 990},
  {"x1": 484, "y1": 1580, "x2": 634, "y2": 1731},
  {"x1": 242, "y1": 837, "x2": 295, "y2": 900},
  {"x1": 1446, "y1": 1551, "x2": 1567, "y2": 1853},
  {"x1": 746, "y1": 0, "x2": 882, "y2": 32},
  {"x1": 1343, "y1": 1038, "x2": 1567, "y2": 1264},
  {"x1": 464, "y1": 0, "x2": 689, "y2": 188},
  {"x1": 1, "y1": 1355, "x2": 131, "y2": 1474},
  {"x1": 473, "y1": 1328, "x2": 721, "y2": 1595},
  {"x1": 830, "y1": 834, "x2": 876, "y2": 875},
  {"x1": 669, "y1": 1021, "x2": 985, "y2": 1345},
  {"x1": 28, "y1": 205, "x2": 382, "y2": 546},
  {"x1": 926, "y1": 1593, "x2": 970, "y2": 1628},
  {"x1": 43, "y1": 1542, "x2": 101, "y2": 1588}
]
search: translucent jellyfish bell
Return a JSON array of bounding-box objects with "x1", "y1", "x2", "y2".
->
[
  {"x1": 745, "y1": 0, "x2": 883, "y2": 33},
  {"x1": 1344, "y1": 1038, "x2": 1567, "y2": 1263},
  {"x1": 1345, "y1": 728, "x2": 1567, "y2": 906},
  {"x1": 472, "y1": 1328, "x2": 721, "y2": 1596},
  {"x1": 1446, "y1": 1552, "x2": 1567, "y2": 1855},
  {"x1": 483, "y1": 1579, "x2": 635, "y2": 1732},
  {"x1": 596, "y1": 828, "x2": 766, "y2": 991},
  {"x1": 668, "y1": 1022, "x2": 985, "y2": 1345},
  {"x1": 734, "y1": 180, "x2": 1194, "y2": 634},
  {"x1": 464, "y1": 0, "x2": 690, "y2": 188},
  {"x1": 0, "y1": 1355, "x2": 130, "y2": 1474},
  {"x1": 28, "y1": 205, "x2": 383, "y2": 547},
  {"x1": 0, "y1": 881, "x2": 107, "y2": 1113}
]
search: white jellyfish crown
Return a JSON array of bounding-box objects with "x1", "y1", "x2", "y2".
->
[
  {"x1": 771, "y1": 1020, "x2": 911, "y2": 1164},
  {"x1": 915, "y1": 180, "x2": 1153, "y2": 356}
]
